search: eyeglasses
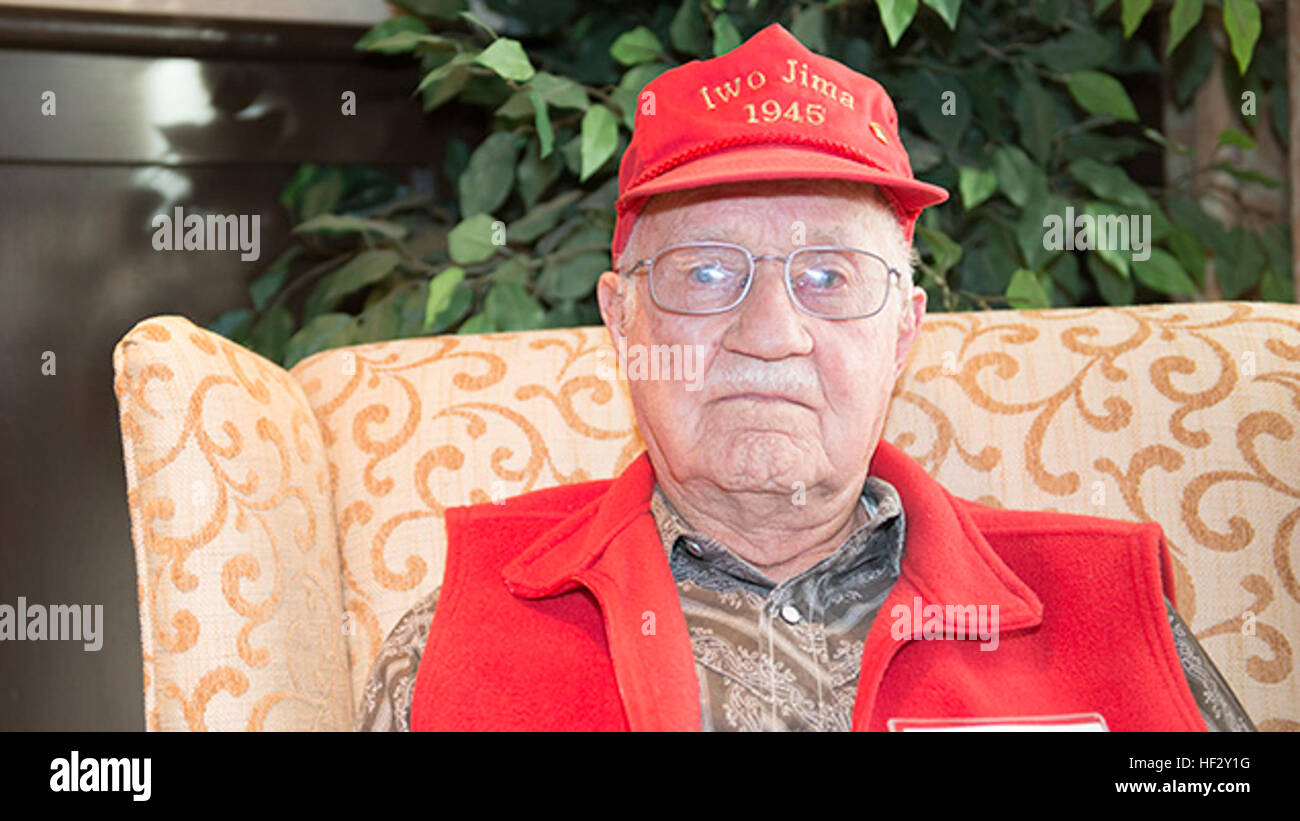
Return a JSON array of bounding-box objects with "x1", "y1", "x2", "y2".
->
[{"x1": 617, "y1": 241, "x2": 901, "y2": 320}]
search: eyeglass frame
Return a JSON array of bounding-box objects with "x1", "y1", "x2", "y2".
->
[{"x1": 615, "y1": 240, "x2": 903, "y2": 320}]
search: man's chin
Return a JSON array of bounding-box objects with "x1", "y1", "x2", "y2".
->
[{"x1": 700, "y1": 432, "x2": 816, "y2": 493}]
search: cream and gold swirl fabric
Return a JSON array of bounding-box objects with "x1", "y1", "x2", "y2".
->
[
  {"x1": 114, "y1": 317, "x2": 352, "y2": 731},
  {"x1": 113, "y1": 301, "x2": 1300, "y2": 731}
]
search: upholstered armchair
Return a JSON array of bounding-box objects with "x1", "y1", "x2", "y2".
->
[{"x1": 111, "y1": 301, "x2": 1300, "y2": 731}]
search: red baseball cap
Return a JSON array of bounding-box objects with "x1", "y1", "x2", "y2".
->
[{"x1": 612, "y1": 22, "x2": 948, "y2": 263}]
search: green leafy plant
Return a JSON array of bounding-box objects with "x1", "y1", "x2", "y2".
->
[{"x1": 212, "y1": 0, "x2": 1292, "y2": 367}]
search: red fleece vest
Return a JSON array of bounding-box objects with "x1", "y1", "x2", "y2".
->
[{"x1": 410, "y1": 441, "x2": 1207, "y2": 731}]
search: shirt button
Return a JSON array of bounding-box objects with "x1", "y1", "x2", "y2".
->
[
  {"x1": 684, "y1": 540, "x2": 703, "y2": 557},
  {"x1": 780, "y1": 604, "x2": 801, "y2": 624}
]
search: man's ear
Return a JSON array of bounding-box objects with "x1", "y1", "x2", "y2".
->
[
  {"x1": 597, "y1": 270, "x2": 628, "y2": 347},
  {"x1": 892, "y1": 281, "x2": 926, "y2": 382}
]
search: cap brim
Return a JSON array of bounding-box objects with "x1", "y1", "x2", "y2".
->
[{"x1": 618, "y1": 145, "x2": 949, "y2": 215}]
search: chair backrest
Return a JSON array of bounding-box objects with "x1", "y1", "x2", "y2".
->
[
  {"x1": 117, "y1": 301, "x2": 1300, "y2": 731},
  {"x1": 290, "y1": 326, "x2": 643, "y2": 716}
]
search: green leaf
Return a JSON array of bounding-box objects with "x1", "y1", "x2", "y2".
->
[
  {"x1": 1259, "y1": 224, "x2": 1292, "y2": 286},
  {"x1": 910, "y1": 71, "x2": 969, "y2": 151},
  {"x1": 423, "y1": 266, "x2": 465, "y2": 329},
  {"x1": 921, "y1": 0, "x2": 961, "y2": 29},
  {"x1": 355, "y1": 15, "x2": 430, "y2": 54},
  {"x1": 1222, "y1": 0, "x2": 1261, "y2": 75},
  {"x1": 539, "y1": 252, "x2": 607, "y2": 301},
  {"x1": 474, "y1": 37, "x2": 534, "y2": 82},
  {"x1": 610, "y1": 26, "x2": 663, "y2": 66},
  {"x1": 448, "y1": 213, "x2": 502, "y2": 264},
  {"x1": 670, "y1": 0, "x2": 708, "y2": 56},
  {"x1": 293, "y1": 214, "x2": 408, "y2": 240},
  {"x1": 1006, "y1": 268, "x2": 1052, "y2": 310},
  {"x1": 416, "y1": 52, "x2": 477, "y2": 93},
  {"x1": 1216, "y1": 127, "x2": 1256, "y2": 150},
  {"x1": 1120, "y1": 0, "x2": 1152, "y2": 37},
  {"x1": 320, "y1": 250, "x2": 402, "y2": 305},
  {"x1": 249, "y1": 246, "x2": 301, "y2": 311},
  {"x1": 488, "y1": 254, "x2": 531, "y2": 285},
  {"x1": 507, "y1": 189, "x2": 583, "y2": 243},
  {"x1": 543, "y1": 299, "x2": 601, "y2": 328},
  {"x1": 579, "y1": 105, "x2": 619, "y2": 182},
  {"x1": 391, "y1": 0, "x2": 465, "y2": 20},
  {"x1": 495, "y1": 90, "x2": 534, "y2": 119},
  {"x1": 876, "y1": 0, "x2": 919, "y2": 46},
  {"x1": 1067, "y1": 159, "x2": 1154, "y2": 210},
  {"x1": 248, "y1": 305, "x2": 294, "y2": 364},
  {"x1": 1046, "y1": 251, "x2": 1087, "y2": 302},
  {"x1": 1014, "y1": 77, "x2": 1056, "y2": 164},
  {"x1": 711, "y1": 14, "x2": 742, "y2": 56},
  {"x1": 530, "y1": 72, "x2": 588, "y2": 110},
  {"x1": 1166, "y1": 0, "x2": 1203, "y2": 55},
  {"x1": 1018, "y1": 194, "x2": 1069, "y2": 271},
  {"x1": 915, "y1": 225, "x2": 962, "y2": 273},
  {"x1": 1132, "y1": 249, "x2": 1198, "y2": 295},
  {"x1": 1065, "y1": 71, "x2": 1139, "y2": 121},
  {"x1": 1142, "y1": 127, "x2": 1192, "y2": 155},
  {"x1": 354, "y1": 291, "x2": 403, "y2": 344},
  {"x1": 1035, "y1": 29, "x2": 1113, "y2": 73},
  {"x1": 958, "y1": 166, "x2": 997, "y2": 210},
  {"x1": 485, "y1": 281, "x2": 546, "y2": 331},
  {"x1": 457, "y1": 312, "x2": 496, "y2": 335},
  {"x1": 1259, "y1": 266, "x2": 1295, "y2": 303},
  {"x1": 458, "y1": 9, "x2": 496, "y2": 38},
  {"x1": 1170, "y1": 25, "x2": 1213, "y2": 106},
  {"x1": 284, "y1": 313, "x2": 355, "y2": 368},
  {"x1": 539, "y1": 224, "x2": 610, "y2": 300},
  {"x1": 1168, "y1": 226, "x2": 1207, "y2": 287},
  {"x1": 1088, "y1": 254, "x2": 1134, "y2": 306},
  {"x1": 1082, "y1": 202, "x2": 1133, "y2": 278},
  {"x1": 992, "y1": 145, "x2": 1047, "y2": 208},
  {"x1": 1211, "y1": 162, "x2": 1282, "y2": 188},
  {"x1": 1216, "y1": 228, "x2": 1265, "y2": 298},
  {"x1": 425, "y1": 282, "x2": 472, "y2": 333},
  {"x1": 458, "y1": 131, "x2": 519, "y2": 217},
  {"x1": 300, "y1": 169, "x2": 344, "y2": 220},
  {"x1": 209, "y1": 308, "x2": 254, "y2": 344},
  {"x1": 613, "y1": 62, "x2": 671, "y2": 129},
  {"x1": 791, "y1": 7, "x2": 829, "y2": 52},
  {"x1": 517, "y1": 140, "x2": 562, "y2": 210},
  {"x1": 528, "y1": 90, "x2": 554, "y2": 158},
  {"x1": 422, "y1": 64, "x2": 470, "y2": 111}
]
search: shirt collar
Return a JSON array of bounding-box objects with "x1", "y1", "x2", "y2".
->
[{"x1": 648, "y1": 476, "x2": 904, "y2": 592}]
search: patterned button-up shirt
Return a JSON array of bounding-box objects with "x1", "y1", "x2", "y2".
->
[{"x1": 355, "y1": 476, "x2": 1255, "y2": 732}]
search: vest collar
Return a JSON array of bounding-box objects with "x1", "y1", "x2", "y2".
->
[
  {"x1": 504, "y1": 441, "x2": 1042, "y2": 625},
  {"x1": 501, "y1": 441, "x2": 1045, "y2": 731}
]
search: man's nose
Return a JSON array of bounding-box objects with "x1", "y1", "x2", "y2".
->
[{"x1": 720, "y1": 258, "x2": 813, "y2": 360}]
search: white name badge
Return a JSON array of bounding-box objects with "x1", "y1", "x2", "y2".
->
[{"x1": 887, "y1": 712, "x2": 1109, "y2": 732}]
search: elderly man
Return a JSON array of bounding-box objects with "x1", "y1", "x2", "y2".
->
[{"x1": 355, "y1": 23, "x2": 1253, "y2": 732}]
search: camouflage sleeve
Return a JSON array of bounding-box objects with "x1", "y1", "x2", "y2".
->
[
  {"x1": 353, "y1": 587, "x2": 440, "y2": 732},
  {"x1": 1166, "y1": 596, "x2": 1256, "y2": 732}
]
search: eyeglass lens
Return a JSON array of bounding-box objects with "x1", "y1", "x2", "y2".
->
[{"x1": 649, "y1": 244, "x2": 890, "y2": 318}]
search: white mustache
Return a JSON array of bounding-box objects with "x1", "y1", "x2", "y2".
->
[{"x1": 705, "y1": 359, "x2": 819, "y2": 398}]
